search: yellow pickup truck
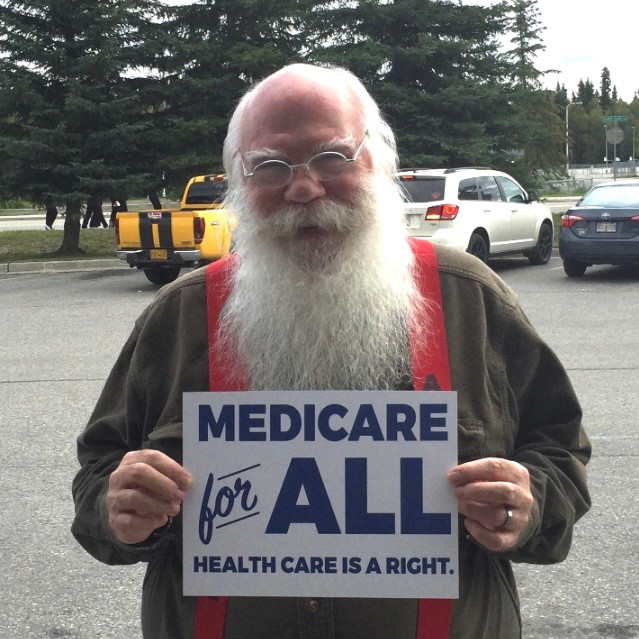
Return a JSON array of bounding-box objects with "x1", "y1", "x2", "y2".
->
[{"x1": 115, "y1": 174, "x2": 233, "y2": 285}]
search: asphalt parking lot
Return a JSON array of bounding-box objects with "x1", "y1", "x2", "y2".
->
[{"x1": 0, "y1": 256, "x2": 637, "y2": 638}]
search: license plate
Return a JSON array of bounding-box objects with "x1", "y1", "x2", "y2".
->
[
  {"x1": 596, "y1": 222, "x2": 616, "y2": 233},
  {"x1": 150, "y1": 249, "x2": 168, "y2": 260},
  {"x1": 405, "y1": 215, "x2": 422, "y2": 229}
]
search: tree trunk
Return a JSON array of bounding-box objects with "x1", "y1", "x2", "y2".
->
[{"x1": 56, "y1": 199, "x2": 84, "y2": 256}]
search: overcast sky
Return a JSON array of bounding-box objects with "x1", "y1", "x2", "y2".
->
[{"x1": 464, "y1": 0, "x2": 639, "y2": 101}]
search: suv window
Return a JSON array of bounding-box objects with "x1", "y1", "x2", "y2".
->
[
  {"x1": 477, "y1": 175, "x2": 502, "y2": 202},
  {"x1": 398, "y1": 177, "x2": 445, "y2": 202},
  {"x1": 495, "y1": 176, "x2": 527, "y2": 203},
  {"x1": 458, "y1": 178, "x2": 479, "y2": 201}
]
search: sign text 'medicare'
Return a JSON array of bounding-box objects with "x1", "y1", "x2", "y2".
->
[{"x1": 199, "y1": 402, "x2": 449, "y2": 442}]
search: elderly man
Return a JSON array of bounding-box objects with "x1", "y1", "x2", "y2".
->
[{"x1": 72, "y1": 63, "x2": 591, "y2": 639}]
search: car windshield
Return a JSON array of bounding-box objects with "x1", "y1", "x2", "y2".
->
[
  {"x1": 398, "y1": 177, "x2": 445, "y2": 203},
  {"x1": 579, "y1": 184, "x2": 639, "y2": 208}
]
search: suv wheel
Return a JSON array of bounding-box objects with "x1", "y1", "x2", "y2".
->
[
  {"x1": 528, "y1": 222, "x2": 553, "y2": 265},
  {"x1": 467, "y1": 232, "x2": 488, "y2": 262},
  {"x1": 563, "y1": 259, "x2": 587, "y2": 277}
]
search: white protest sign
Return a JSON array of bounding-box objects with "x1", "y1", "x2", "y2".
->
[{"x1": 183, "y1": 390, "x2": 458, "y2": 599}]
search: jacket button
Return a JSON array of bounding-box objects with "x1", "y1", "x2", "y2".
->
[{"x1": 307, "y1": 600, "x2": 320, "y2": 613}]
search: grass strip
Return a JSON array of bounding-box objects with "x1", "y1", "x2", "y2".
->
[{"x1": 0, "y1": 229, "x2": 118, "y2": 263}]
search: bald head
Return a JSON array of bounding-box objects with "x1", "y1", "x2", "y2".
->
[
  {"x1": 239, "y1": 65, "x2": 363, "y2": 151},
  {"x1": 223, "y1": 63, "x2": 399, "y2": 188}
]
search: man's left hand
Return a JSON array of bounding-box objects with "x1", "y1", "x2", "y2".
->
[{"x1": 447, "y1": 458, "x2": 534, "y2": 552}]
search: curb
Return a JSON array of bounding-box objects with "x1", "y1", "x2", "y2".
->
[{"x1": 2, "y1": 259, "x2": 128, "y2": 274}]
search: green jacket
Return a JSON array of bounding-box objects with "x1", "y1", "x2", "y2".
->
[{"x1": 71, "y1": 245, "x2": 591, "y2": 639}]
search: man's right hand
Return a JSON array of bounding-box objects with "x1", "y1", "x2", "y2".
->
[{"x1": 106, "y1": 450, "x2": 193, "y2": 544}]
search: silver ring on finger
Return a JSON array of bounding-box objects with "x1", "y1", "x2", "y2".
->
[{"x1": 501, "y1": 505, "x2": 513, "y2": 530}]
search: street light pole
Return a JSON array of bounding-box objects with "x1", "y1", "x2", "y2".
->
[
  {"x1": 565, "y1": 101, "x2": 582, "y2": 174},
  {"x1": 633, "y1": 126, "x2": 636, "y2": 168}
]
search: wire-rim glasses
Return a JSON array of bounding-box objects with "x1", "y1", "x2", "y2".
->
[{"x1": 241, "y1": 130, "x2": 368, "y2": 189}]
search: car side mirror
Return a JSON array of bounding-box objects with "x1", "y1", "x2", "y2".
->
[{"x1": 527, "y1": 190, "x2": 539, "y2": 203}]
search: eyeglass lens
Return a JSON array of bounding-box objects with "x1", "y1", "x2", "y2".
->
[{"x1": 252, "y1": 152, "x2": 351, "y2": 187}]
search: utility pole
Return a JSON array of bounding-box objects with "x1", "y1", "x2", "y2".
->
[{"x1": 565, "y1": 101, "x2": 582, "y2": 174}]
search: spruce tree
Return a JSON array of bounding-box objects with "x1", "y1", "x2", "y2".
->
[
  {"x1": 309, "y1": 0, "x2": 512, "y2": 168},
  {"x1": 0, "y1": 0, "x2": 161, "y2": 254},
  {"x1": 576, "y1": 79, "x2": 598, "y2": 108},
  {"x1": 147, "y1": 0, "x2": 320, "y2": 187},
  {"x1": 600, "y1": 67, "x2": 612, "y2": 110},
  {"x1": 502, "y1": 0, "x2": 548, "y2": 90}
]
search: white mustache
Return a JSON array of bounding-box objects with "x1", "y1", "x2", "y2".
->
[{"x1": 256, "y1": 201, "x2": 362, "y2": 239}]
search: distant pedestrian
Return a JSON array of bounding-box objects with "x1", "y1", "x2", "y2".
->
[
  {"x1": 82, "y1": 196, "x2": 108, "y2": 229},
  {"x1": 149, "y1": 191, "x2": 162, "y2": 209},
  {"x1": 44, "y1": 195, "x2": 58, "y2": 231},
  {"x1": 110, "y1": 196, "x2": 128, "y2": 227}
]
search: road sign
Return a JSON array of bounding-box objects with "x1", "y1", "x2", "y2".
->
[
  {"x1": 602, "y1": 115, "x2": 629, "y2": 122},
  {"x1": 606, "y1": 126, "x2": 624, "y2": 144}
]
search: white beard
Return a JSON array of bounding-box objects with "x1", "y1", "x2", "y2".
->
[{"x1": 219, "y1": 178, "x2": 427, "y2": 390}]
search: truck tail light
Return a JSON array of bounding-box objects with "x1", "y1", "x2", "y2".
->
[
  {"x1": 115, "y1": 217, "x2": 120, "y2": 245},
  {"x1": 425, "y1": 204, "x2": 459, "y2": 220},
  {"x1": 194, "y1": 217, "x2": 206, "y2": 244},
  {"x1": 561, "y1": 214, "x2": 585, "y2": 228}
]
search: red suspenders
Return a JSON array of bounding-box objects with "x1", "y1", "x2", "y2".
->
[
  {"x1": 408, "y1": 239, "x2": 454, "y2": 639},
  {"x1": 196, "y1": 239, "x2": 452, "y2": 638}
]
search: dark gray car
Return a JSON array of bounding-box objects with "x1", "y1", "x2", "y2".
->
[{"x1": 559, "y1": 179, "x2": 639, "y2": 277}]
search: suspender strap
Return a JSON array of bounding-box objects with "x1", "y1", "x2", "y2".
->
[
  {"x1": 195, "y1": 256, "x2": 238, "y2": 639},
  {"x1": 194, "y1": 595, "x2": 229, "y2": 639},
  {"x1": 205, "y1": 254, "x2": 244, "y2": 392},
  {"x1": 407, "y1": 237, "x2": 451, "y2": 392},
  {"x1": 408, "y1": 239, "x2": 453, "y2": 639},
  {"x1": 197, "y1": 242, "x2": 452, "y2": 639}
]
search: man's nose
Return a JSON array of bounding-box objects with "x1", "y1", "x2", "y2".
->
[{"x1": 283, "y1": 167, "x2": 326, "y2": 204}]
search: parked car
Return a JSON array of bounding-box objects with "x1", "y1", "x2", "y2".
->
[
  {"x1": 115, "y1": 174, "x2": 233, "y2": 285},
  {"x1": 559, "y1": 179, "x2": 639, "y2": 277},
  {"x1": 397, "y1": 167, "x2": 553, "y2": 264}
]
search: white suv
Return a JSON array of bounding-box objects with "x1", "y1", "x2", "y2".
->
[{"x1": 398, "y1": 167, "x2": 554, "y2": 264}]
